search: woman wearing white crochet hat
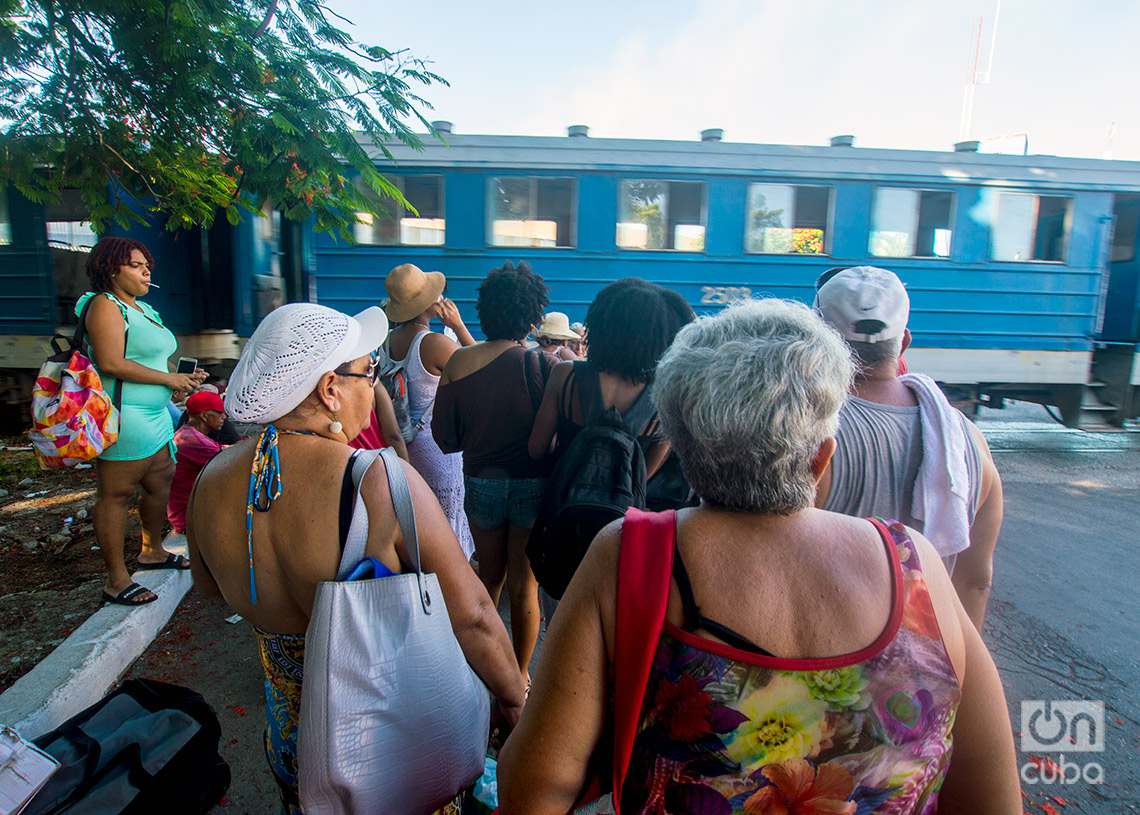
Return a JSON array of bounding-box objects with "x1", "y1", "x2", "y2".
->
[
  {"x1": 383, "y1": 263, "x2": 477, "y2": 559},
  {"x1": 185, "y1": 303, "x2": 525, "y2": 814}
]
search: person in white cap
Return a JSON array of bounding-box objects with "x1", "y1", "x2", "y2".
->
[
  {"x1": 383, "y1": 263, "x2": 477, "y2": 559},
  {"x1": 185, "y1": 303, "x2": 525, "y2": 814},
  {"x1": 813, "y1": 266, "x2": 1003, "y2": 631},
  {"x1": 534, "y1": 311, "x2": 580, "y2": 361}
]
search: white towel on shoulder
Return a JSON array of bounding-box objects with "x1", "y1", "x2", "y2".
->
[{"x1": 900, "y1": 373, "x2": 971, "y2": 558}]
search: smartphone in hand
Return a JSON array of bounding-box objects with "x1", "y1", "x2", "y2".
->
[{"x1": 177, "y1": 357, "x2": 198, "y2": 375}]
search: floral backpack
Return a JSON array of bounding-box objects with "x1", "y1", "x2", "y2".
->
[{"x1": 29, "y1": 296, "x2": 125, "y2": 469}]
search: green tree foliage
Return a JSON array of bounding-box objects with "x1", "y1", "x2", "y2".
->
[
  {"x1": 0, "y1": 0, "x2": 446, "y2": 236},
  {"x1": 622, "y1": 180, "x2": 665, "y2": 248}
]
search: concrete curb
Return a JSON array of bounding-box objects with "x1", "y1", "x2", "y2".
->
[{"x1": 0, "y1": 534, "x2": 192, "y2": 739}]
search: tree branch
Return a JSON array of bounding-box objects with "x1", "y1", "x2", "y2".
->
[
  {"x1": 99, "y1": 134, "x2": 164, "y2": 203},
  {"x1": 253, "y1": 0, "x2": 278, "y2": 38}
]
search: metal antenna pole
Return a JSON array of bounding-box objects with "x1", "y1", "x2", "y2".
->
[{"x1": 958, "y1": 1, "x2": 1001, "y2": 143}]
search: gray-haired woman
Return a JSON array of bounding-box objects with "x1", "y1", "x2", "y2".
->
[{"x1": 499, "y1": 299, "x2": 1020, "y2": 815}]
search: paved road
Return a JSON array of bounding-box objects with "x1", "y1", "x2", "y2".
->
[
  {"x1": 977, "y1": 404, "x2": 1140, "y2": 812},
  {"x1": 128, "y1": 402, "x2": 1139, "y2": 813}
]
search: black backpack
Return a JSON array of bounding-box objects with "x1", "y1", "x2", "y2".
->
[
  {"x1": 527, "y1": 362, "x2": 657, "y2": 599},
  {"x1": 26, "y1": 678, "x2": 230, "y2": 815}
]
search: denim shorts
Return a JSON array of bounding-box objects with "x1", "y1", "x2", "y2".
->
[{"x1": 463, "y1": 475, "x2": 547, "y2": 531}]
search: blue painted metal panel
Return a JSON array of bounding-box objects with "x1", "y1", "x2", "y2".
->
[
  {"x1": 0, "y1": 189, "x2": 58, "y2": 335},
  {"x1": 446, "y1": 171, "x2": 484, "y2": 251},
  {"x1": 105, "y1": 210, "x2": 199, "y2": 334},
  {"x1": 706, "y1": 177, "x2": 745, "y2": 258},
  {"x1": 951, "y1": 186, "x2": 989, "y2": 264},
  {"x1": 578, "y1": 173, "x2": 617, "y2": 252},
  {"x1": 830, "y1": 182, "x2": 872, "y2": 260},
  {"x1": 1101, "y1": 193, "x2": 1140, "y2": 343}
]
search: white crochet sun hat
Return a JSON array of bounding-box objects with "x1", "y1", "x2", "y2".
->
[{"x1": 225, "y1": 303, "x2": 389, "y2": 424}]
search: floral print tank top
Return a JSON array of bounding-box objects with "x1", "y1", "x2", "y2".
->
[{"x1": 621, "y1": 520, "x2": 961, "y2": 815}]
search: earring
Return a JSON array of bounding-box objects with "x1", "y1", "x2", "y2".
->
[{"x1": 329, "y1": 415, "x2": 343, "y2": 435}]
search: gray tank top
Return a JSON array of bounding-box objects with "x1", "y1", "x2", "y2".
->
[{"x1": 822, "y1": 396, "x2": 982, "y2": 573}]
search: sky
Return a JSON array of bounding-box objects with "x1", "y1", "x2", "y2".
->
[{"x1": 334, "y1": 0, "x2": 1140, "y2": 161}]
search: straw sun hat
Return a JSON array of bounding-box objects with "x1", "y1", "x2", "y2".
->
[
  {"x1": 225, "y1": 303, "x2": 389, "y2": 424},
  {"x1": 383, "y1": 263, "x2": 446, "y2": 323},
  {"x1": 535, "y1": 311, "x2": 580, "y2": 341}
]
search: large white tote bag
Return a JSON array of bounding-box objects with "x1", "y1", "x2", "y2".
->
[{"x1": 299, "y1": 447, "x2": 490, "y2": 814}]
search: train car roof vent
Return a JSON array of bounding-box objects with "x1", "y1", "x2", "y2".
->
[
  {"x1": 431, "y1": 120, "x2": 453, "y2": 135},
  {"x1": 701, "y1": 128, "x2": 724, "y2": 142},
  {"x1": 568, "y1": 125, "x2": 589, "y2": 138},
  {"x1": 830, "y1": 135, "x2": 855, "y2": 147},
  {"x1": 954, "y1": 140, "x2": 981, "y2": 153}
]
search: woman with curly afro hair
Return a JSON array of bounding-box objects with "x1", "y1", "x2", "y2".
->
[
  {"x1": 77, "y1": 237, "x2": 207, "y2": 606},
  {"x1": 433, "y1": 260, "x2": 558, "y2": 684},
  {"x1": 528, "y1": 277, "x2": 694, "y2": 468}
]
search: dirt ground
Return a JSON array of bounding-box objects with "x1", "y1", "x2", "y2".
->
[{"x1": 0, "y1": 440, "x2": 146, "y2": 690}]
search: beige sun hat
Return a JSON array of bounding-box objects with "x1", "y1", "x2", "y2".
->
[
  {"x1": 535, "y1": 311, "x2": 580, "y2": 341},
  {"x1": 383, "y1": 263, "x2": 446, "y2": 323}
]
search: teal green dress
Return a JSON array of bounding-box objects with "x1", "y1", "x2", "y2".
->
[{"x1": 75, "y1": 292, "x2": 177, "y2": 462}]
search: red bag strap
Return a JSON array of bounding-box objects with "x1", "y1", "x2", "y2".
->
[{"x1": 612, "y1": 507, "x2": 675, "y2": 812}]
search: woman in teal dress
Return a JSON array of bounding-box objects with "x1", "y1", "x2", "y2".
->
[{"x1": 78, "y1": 237, "x2": 206, "y2": 605}]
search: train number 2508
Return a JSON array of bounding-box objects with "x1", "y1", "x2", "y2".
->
[{"x1": 700, "y1": 286, "x2": 753, "y2": 305}]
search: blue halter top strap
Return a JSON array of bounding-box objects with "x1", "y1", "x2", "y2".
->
[{"x1": 245, "y1": 426, "x2": 321, "y2": 604}]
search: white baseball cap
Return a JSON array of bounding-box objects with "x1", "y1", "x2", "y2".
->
[
  {"x1": 225, "y1": 303, "x2": 389, "y2": 423},
  {"x1": 813, "y1": 266, "x2": 909, "y2": 343}
]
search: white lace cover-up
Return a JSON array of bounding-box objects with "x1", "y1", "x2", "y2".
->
[{"x1": 400, "y1": 330, "x2": 474, "y2": 559}]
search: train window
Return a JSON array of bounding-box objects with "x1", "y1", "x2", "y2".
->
[
  {"x1": 1111, "y1": 194, "x2": 1139, "y2": 263},
  {"x1": 869, "y1": 188, "x2": 954, "y2": 258},
  {"x1": 44, "y1": 189, "x2": 98, "y2": 252},
  {"x1": 0, "y1": 189, "x2": 10, "y2": 245},
  {"x1": 617, "y1": 180, "x2": 706, "y2": 251},
  {"x1": 488, "y1": 177, "x2": 575, "y2": 247},
  {"x1": 745, "y1": 184, "x2": 831, "y2": 254},
  {"x1": 992, "y1": 193, "x2": 1071, "y2": 262},
  {"x1": 353, "y1": 175, "x2": 445, "y2": 246}
]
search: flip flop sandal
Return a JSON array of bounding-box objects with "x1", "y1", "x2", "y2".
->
[
  {"x1": 134, "y1": 553, "x2": 191, "y2": 571},
  {"x1": 102, "y1": 582, "x2": 159, "y2": 606}
]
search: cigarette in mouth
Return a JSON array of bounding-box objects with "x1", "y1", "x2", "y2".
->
[{"x1": 148, "y1": 283, "x2": 161, "y2": 288}]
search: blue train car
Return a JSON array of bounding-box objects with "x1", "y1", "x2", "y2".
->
[
  {"x1": 312, "y1": 128, "x2": 1140, "y2": 427},
  {"x1": 3, "y1": 130, "x2": 1139, "y2": 430},
  {"x1": 0, "y1": 187, "x2": 315, "y2": 430}
]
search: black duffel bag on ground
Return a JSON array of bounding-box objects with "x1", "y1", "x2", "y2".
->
[{"x1": 25, "y1": 678, "x2": 230, "y2": 815}]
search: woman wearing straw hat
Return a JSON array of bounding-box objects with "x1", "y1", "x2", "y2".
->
[
  {"x1": 187, "y1": 303, "x2": 524, "y2": 814},
  {"x1": 384, "y1": 263, "x2": 477, "y2": 559},
  {"x1": 534, "y1": 311, "x2": 580, "y2": 361}
]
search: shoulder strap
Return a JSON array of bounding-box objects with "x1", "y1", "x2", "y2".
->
[
  {"x1": 379, "y1": 446, "x2": 433, "y2": 614},
  {"x1": 337, "y1": 448, "x2": 433, "y2": 614},
  {"x1": 379, "y1": 335, "x2": 409, "y2": 375},
  {"x1": 523, "y1": 348, "x2": 542, "y2": 412},
  {"x1": 336, "y1": 449, "x2": 379, "y2": 580},
  {"x1": 407, "y1": 327, "x2": 430, "y2": 361},
  {"x1": 574, "y1": 362, "x2": 606, "y2": 425},
  {"x1": 73, "y1": 294, "x2": 129, "y2": 413},
  {"x1": 621, "y1": 383, "x2": 657, "y2": 436},
  {"x1": 613, "y1": 508, "x2": 675, "y2": 811}
]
